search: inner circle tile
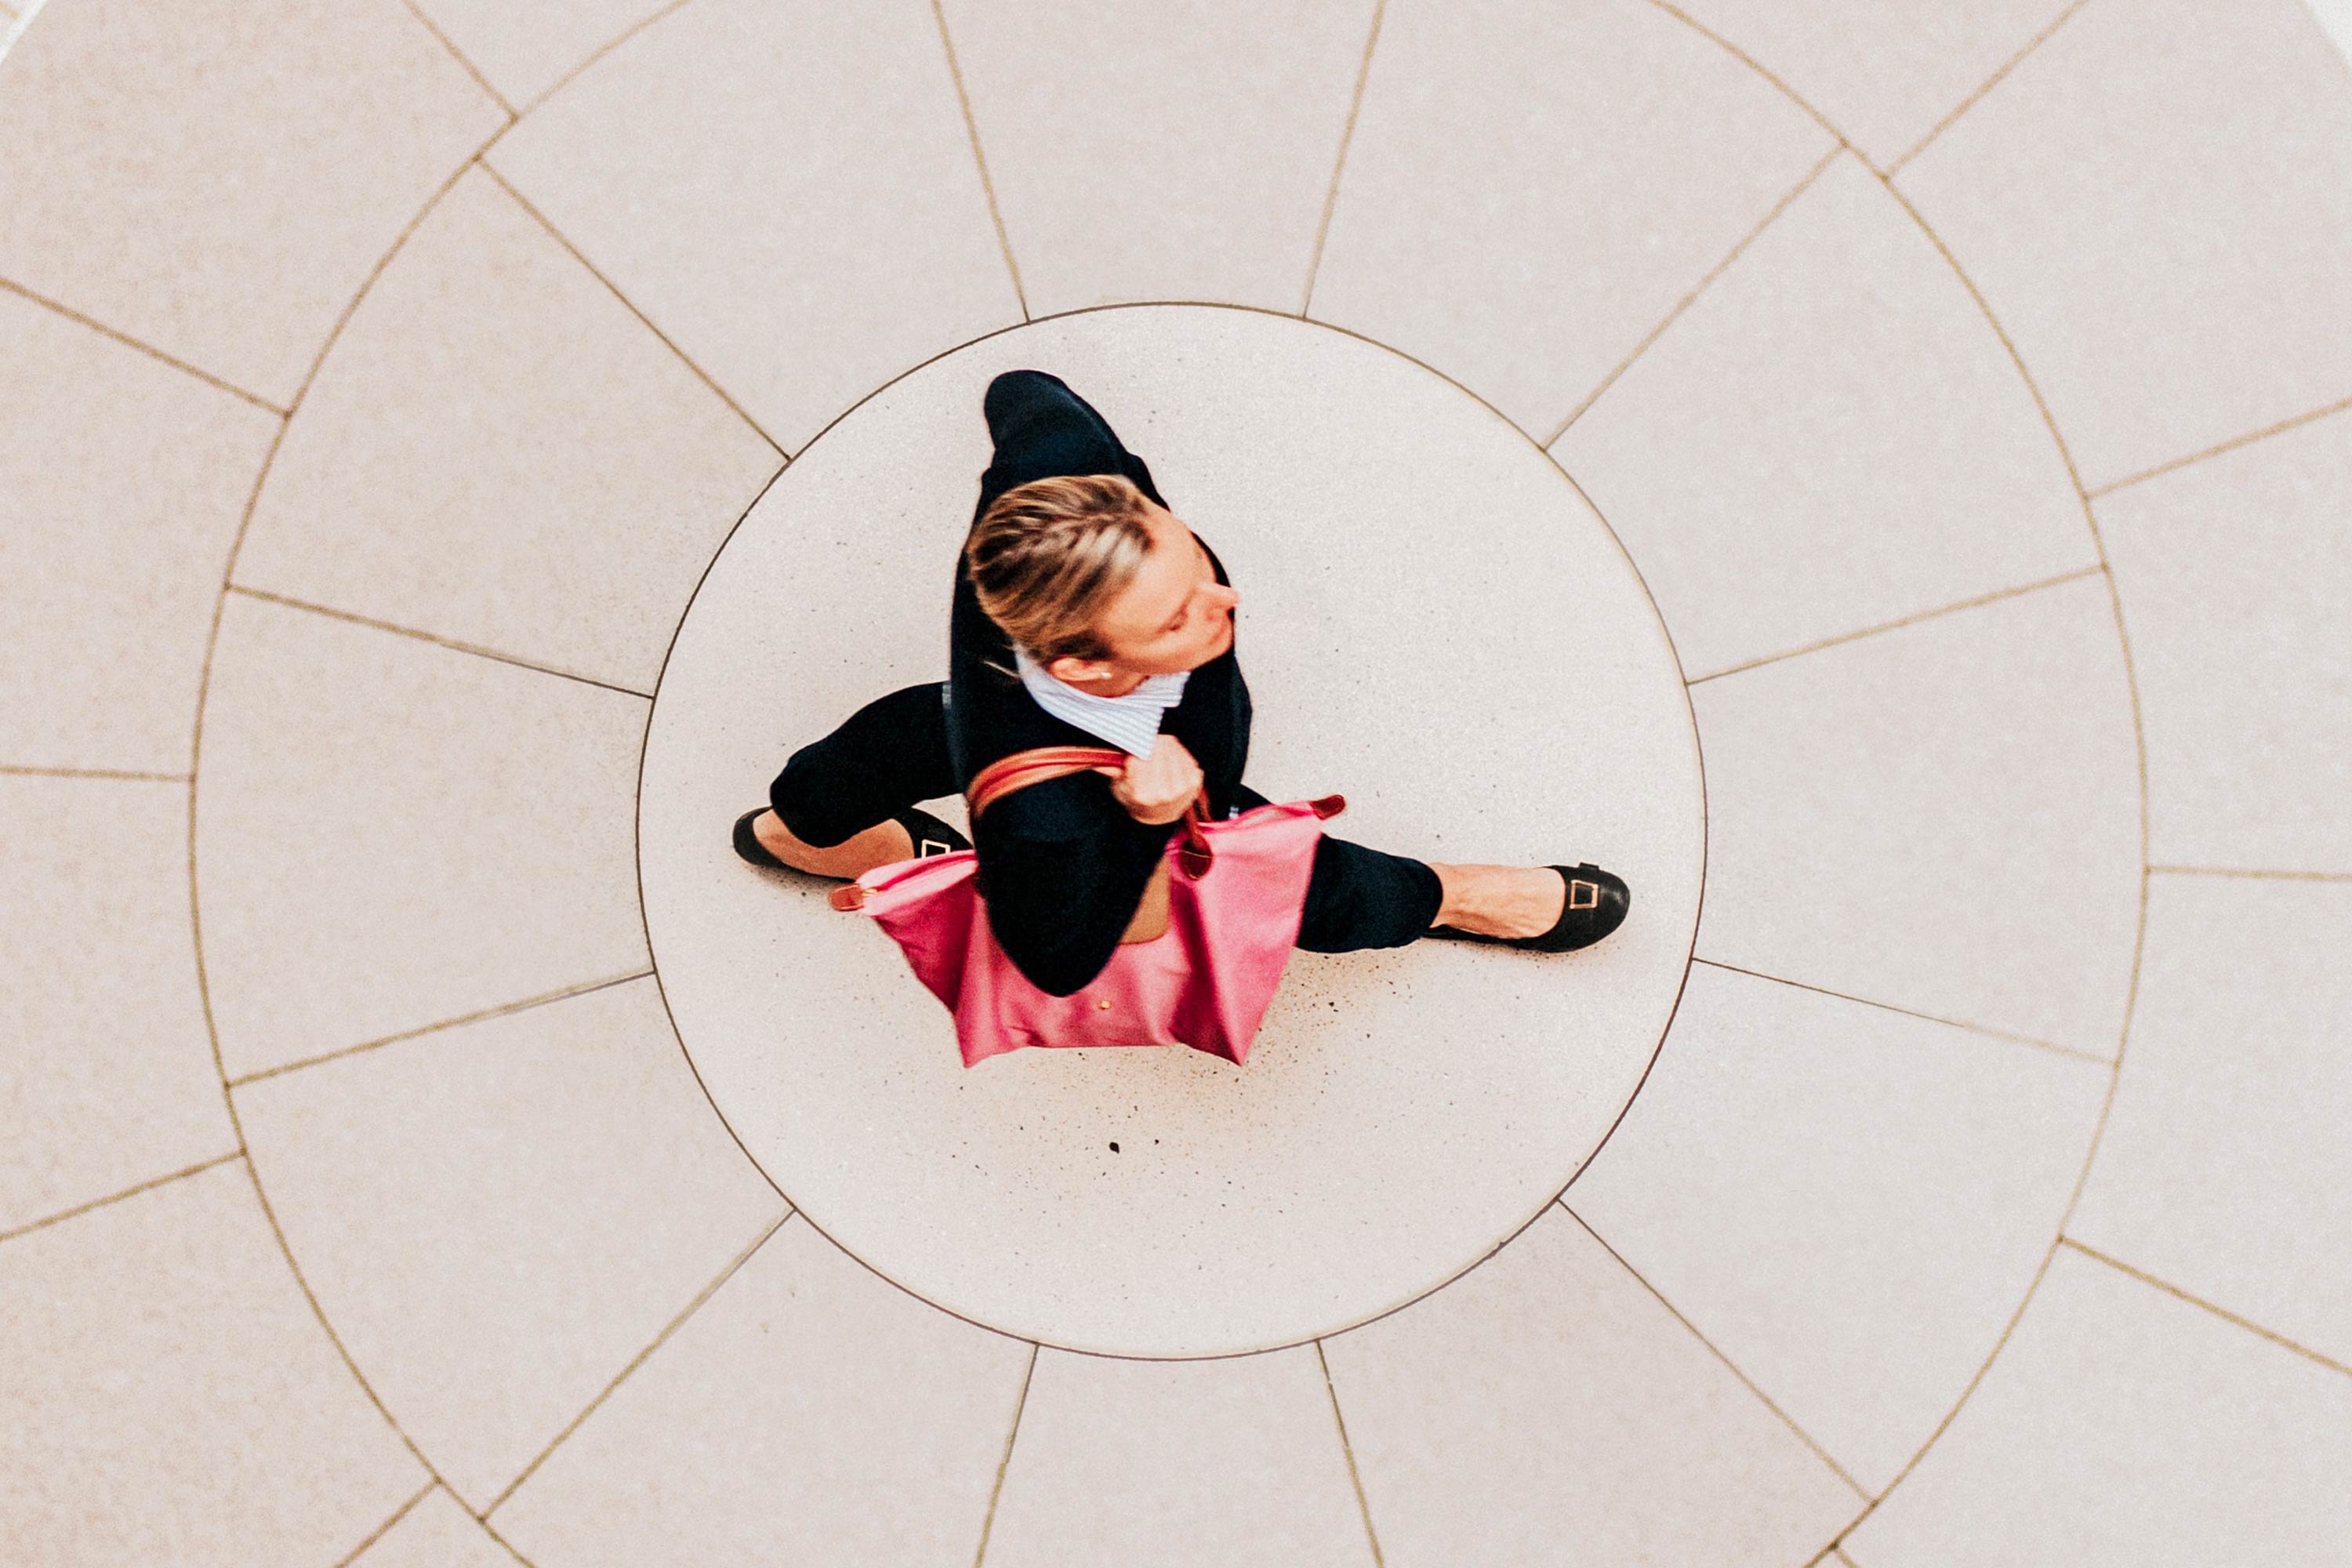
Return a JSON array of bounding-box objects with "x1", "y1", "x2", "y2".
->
[{"x1": 639, "y1": 305, "x2": 1703, "y2": 1357}]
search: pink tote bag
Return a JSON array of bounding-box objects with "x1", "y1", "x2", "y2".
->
[{"x1": 830, "y1": 745, "x2": 1345, "y2": 1068}]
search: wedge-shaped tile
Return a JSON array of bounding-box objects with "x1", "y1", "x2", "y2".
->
[
  {"x1": 233, "y1": 978, "x2": 779, "y2": 1510},
  {"x1": 0, "y1": 0, "x2": 504, "y2": 406},
  {"x1": 1691, "y1": 573, "x2": 2140, "y2": 1057},
  {"x1": 0, "y1": 291, "x2": 278, "y2": 773},
  {"x1": 0, "y1": 1161, "x2": 423, "y2": 1567},
  {"x1": 406, "y1": 0, "x2": 668, "y2": 111},
  {"x1": 194, "y1": 592, "x2": 647, "y2": 1079},
  {"x1": 1847, "y1": 1247, "x2": 2352, "y2": 1566},
  {"x1": 985, "y1": 1347, "x2": 1374, "y2": 1568},
  {"x1": 0, "y1": 776, "x2": 234, "y2": 1233},
  {"x1": 2095, "y1": 411, "x2": 2352, "y2": 872},
  {"x1": 487, "y1": 0, "x2": 1021, "y2": 452},
  {"x1": 2071, "y1": 875, "x2": 2352, "y2": 1369},
  {"x1": 490, "y1": 1218, "x2": 1029, "y2": 1565},
  {"x1": 1663, "y1": 0, "x2": 2077, "y2": 170},
  {"x1": 1894, "y1": 0, "x2": 2352, "y2": 490},
  {"x1": 351, "y1": 1488, "x2": 512, "y2": 1568},
  {"x1": 1557, "y1": 153, "x2": 2093, "y2": 679},
  {"x1": 939, "y1": 0, "x2": 1373, "y2": 316},
  {"x1": 1308, "y1": 0, "x2": 1833, "y2": 438},
  {"x1": 1570, "y1": 963, "x2": 2109, "y2": 1492},
  {"x1": 1321, "y1": 1207, "x2": 1858, "y2": 1566},
  {"x1": 234, "y1": 168, "x2": 781, "y2": 695}
]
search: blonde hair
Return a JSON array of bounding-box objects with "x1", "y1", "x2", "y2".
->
[{"x1": 965, "y1": 473, "x2": 1155, "y2": 673}]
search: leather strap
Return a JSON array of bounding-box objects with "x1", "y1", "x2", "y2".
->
[{"x1": 969, "y1": 745, "x2": 1215, "y2": 878}]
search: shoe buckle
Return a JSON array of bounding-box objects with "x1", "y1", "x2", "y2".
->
[
  {"x1": 1569, "y1": 879, "x2": 1600, "y2": 911},
  {"x1": 920, "y1": 838, "x2": 953, "y2": 858}
]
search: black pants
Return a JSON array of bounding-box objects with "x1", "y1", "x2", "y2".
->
[{"x1": 771, "y1": 683, "x2": 1444, "y2": 952}]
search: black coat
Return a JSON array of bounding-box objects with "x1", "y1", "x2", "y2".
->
[{"x1": 947, "y1": 370, "x2": 1253, "y2": 996}]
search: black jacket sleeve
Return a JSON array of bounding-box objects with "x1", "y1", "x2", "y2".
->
[{"x1": 974, "y1": 788, "x2": 1177, "y2": 997}]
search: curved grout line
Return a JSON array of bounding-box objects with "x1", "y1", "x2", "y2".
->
[
  {"x1": 1682, "y1": 564, "x2": 2107, "y2": 686},
  {"x1": 185, "y1": 127, "x2": 514, "y2": 1517},
  {"x1": 1687, "y1": 957, "x2": 2114, "y2": 1069},
  {"x1": 971, "y1": 1341, "x2": 1040, "y2": 1567},
  {"x1": 514, "y1": 0, "x2": 699, "y2": 122},
  {"x1": 630, "y1": 296, "x2": 1708, "y2": 1366},
  {"x1": 1631, "y1": 4, "x2": 2161, "y2": 1546},
  {"x1": 223, "y1": 584, "x2": 657, "y2": 701},
  {"x1": 1315, "y1": 1338, "x2": 1387, "y2": 1567},
  {"x1": 1639, "y1": 0, "x2": 1846, "y2": 147},
  {"x1": 929, "y1": 0, "x2": 1028, "y2": 323},
  {"x1": 1299, "y1": 0, "x2": 1388, "y2": 321},
  {"x1": 1560, "y1": 1203, "x2": 1870, "y2": 1500}
]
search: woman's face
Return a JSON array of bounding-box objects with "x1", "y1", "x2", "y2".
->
[{"x1": 1049, "y1": 499, "x2": 1240, "y2": 684}]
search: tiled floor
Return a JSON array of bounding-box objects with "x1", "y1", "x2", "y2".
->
[{"x1": 2, "y1": 2, "x2": 2347, "y2": 1563}]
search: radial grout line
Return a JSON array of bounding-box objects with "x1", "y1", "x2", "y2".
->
[
  {"x1": 179, "y1": 127, "x2": 520, "y2": 1514},
  {"x1": 1299, "y1": 0, "x2": 1388, "y2": 321},
  {"x1": 1545, "y1": 142, "x2": 1845, "y2": 447},
  {"x1": 482, "y1": 1206, "x2": 794, "y2": 1518},
  {"x1": 928, "y1": 0, "x2": 1028, "y2": 323},
  {"x1": 2085, "y1": 393, "x2": 2352, "y2": 499},
  {"x1": 1687, "y1": 957, "x2": 2114, "y2": 1067},
  {"x1": 0, "y1": 274, "x2": 288, "y2": 415},
  {"x1": 0, "y1": 763, "x2": 191, "y2": 782},
  {"x1": 0, "y1": 1149, "x2": 245, "y2": 1247},
  {"x1": 512, "y1": 0, "x2": 696, "y2": 122},
  {"x1": 1882, "y1": 0, "x2": 2093, "y2": 179},
  {"x1": 223, "y1": 583, "x2": 657, "y2": 700},
  {"x1": 474, "y1": 159, "x2": 790, "y2": 458},
  {"x1": 331, "y1": 1478, "x2": 435, "y2": 1568},
  {"x1": 2060, "y1": 1237, "x2": 2352, "y2": 1381},
  {"x1": 395, "y1": 0, "x2": 517, "y2": 122},
  {"x1": 970, "y1": 1341, "x2": 1040, "y2": 1567},
  {"x1": 1682, "y1": 564, "x2": 2109, "y2": 686},
  {"x1": 1314, "y1": 1339, "x2": 1386, "y2": 1567},
  {"x1": 1559, "y1": 1204, "x2": 1870, "y2": 1499},
  {"x1": 224, "y1": 970, "x2": 657, "y2": 1089},
  {"x1": 2150, "y1": 863, "x2": 2352, "y2": 883}
]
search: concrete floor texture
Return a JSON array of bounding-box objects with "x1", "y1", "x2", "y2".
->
[{"x1": 0, "y1": 2, "x2": 2346, "y2": 1565}]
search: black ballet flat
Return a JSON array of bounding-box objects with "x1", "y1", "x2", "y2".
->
[
  {"x1": 1425, "y1": 863, "x2": 1629, "y2": 952},
  {"x1": 731, "y1": 805, "x2": 971, "y2": 873}
]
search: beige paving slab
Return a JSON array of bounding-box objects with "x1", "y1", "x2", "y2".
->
[
  {"x1": 0, "y1": 1160, "x2": 424, "y2": 1567},
  {"x1": 0, "y1": 289, "x2": 278, "y2": 775},
  {"x1": 1570, "y1": 962, "x2": 2110, "y2": 1493},
  {"x1": 2094, "y1": 410, "x2": 2352, "y2": 872},
  {"x1": 2069, "y1": 874, "x2": 2352, "y2": 1370},
  {"x1": 1307, "y1": 0, "x2": 1834, "y2": 439},
  {"x1": 486, "y1": 0, "x2": 1022, "y2": 453},
  {"x1": 232, "y1": 977, "x2": 779, "y2": 1511},
  {"x1": 351, "y1": 1487, "x2": 514, "y2": 1568},
  {"x1": 1893, "y1": 0, "x2": 2352, "y2": 491},
  {"x1": 491, "y1": 1217, "x2": 1029, "y2": 1565},
  {"x1": 406, "y1": 0, "x2": 667, "y2": 111},
  {"x1": 939, "y1": 0, "x2": 1374, "y2": 317},
  {"x1": 1556, "y1": 151, "x2": 2094, "y2": 680},
  {"x1": 983, "y1": 1347, "x2": 1374, "y2": 1568},
  {"x1": 1321, "y1": 1205, "x2": 1859, "y2": 1566},
  {"x1": 0, "y1": 0, "x2": 505, "y2": 408},
  {"x1": 1846, "y1": 1246, "x2": 2352, "y2": 1566},
  {"x1": 640, "y1": 307, "x2": 1704, "y2": 1357},
  {"x1": 193, "y1": 592, "x2": 648, "y2": 1080},
  {"x1": 1690, "y1": 572, "x2": 2141, "y2": 1058},
  {"x1": 1664, "y1": 0, "x2": 2078, "y2": 169},
  {"x1": 233, "y1": 167, "x2": 781, "y2": 695},
  {"x1": 0, "y1": 776, "x2": 234, "y2": 1234}
]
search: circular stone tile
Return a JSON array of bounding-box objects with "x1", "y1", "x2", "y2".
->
[{"x1": 640, "y1": 306, "x2": 1703, "y2": 1358}]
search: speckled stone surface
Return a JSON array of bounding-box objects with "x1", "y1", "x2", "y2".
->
[{"x1": 639, "y1": 305, "x2": 1704, "y2": 1357}]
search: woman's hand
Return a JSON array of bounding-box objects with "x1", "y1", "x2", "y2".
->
[{"x1": 1094, "y1": 733, "x2": 1203, "y2": 826}]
